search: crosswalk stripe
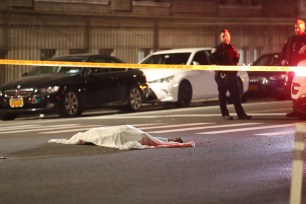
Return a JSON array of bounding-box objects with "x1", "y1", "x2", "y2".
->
[
  {"x1": 0, "y1": 125, "x2": 40, "y2": 131},
  {"x1": 41, "y1": 123, "x2": 208, "y2": 134},
  {"x1": 139, "y1": 123, "x2": 212, "y2": 130},
  {"x1": 128, "y1": 123, "x2": 166, "y2": 127},
  {"x1": 250, "y1": 108, "x2": 291, "y2": 113},
  {"x1": 0, "y1": 122, "x2": 295, "y2": 136},
  {"x1": 0, "y1": 124, "x2": 80, "y2": 134},
  {"x1": 254, "y1": 130, "x2": 295, "y2": 136},
  {"x1": 147, "y1": 123, "x2": 259, "y2": 134},
  {"x1": 40, "y1": 125, "x2": 101, "y2": 134},
  {"x1": 197, "y1": 124, "x2": 294, "y2": 134}
]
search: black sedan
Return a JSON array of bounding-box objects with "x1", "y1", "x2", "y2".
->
[
  {"x1": 247, "y1": 52, "x2": 292, "y2": 100},
  {"x1": 0, "y1": 54, "x2": 148, "y2": 120}
]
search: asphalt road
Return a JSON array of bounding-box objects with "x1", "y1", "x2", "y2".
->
[{"x1": 0, "y1": 100, "x2": 305, "y2": 204}]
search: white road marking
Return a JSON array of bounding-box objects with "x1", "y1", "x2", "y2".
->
[
  {"x1": 78, "y1": 113, "x2": 287, "y2": 119},
  {"x1": 254, "y1": 130, "x2": 295, "y2": 136},
  {"x1": 139, "y1": 123, "x2": 212, "y2": 130},
  {"x1": 127, "y1": 123, "x2": 166, "y2": 127},
  {"x1": 0, "y1": 120, "x2": 295, "y2": 137},
  {"x1": 198, "y1": 124, "x2": 294, "y2": 134},
  {"x1": 40, "y1": 125, "x2": 101, "y2": 134},
  {"x1": 148, "y1": 123, "x2": 259, "y2": 134},
  {"x1": 41, "y1": 123, "x2": 209, "y2": 134},
  {"x1": 0, "y1": 125, "x2": 40, "y2": 131},
  {"x1": 0, "y1": 124, "x2": 80, "y2": 134},
  {"x1": 250, "y1": 108, "x2": 292, "y2": 113}
]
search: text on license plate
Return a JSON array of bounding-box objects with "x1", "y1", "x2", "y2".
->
[{"x1": 9, "y1": 97, "x2": 24, "y2": 108}]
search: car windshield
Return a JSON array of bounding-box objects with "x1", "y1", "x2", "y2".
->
[
  {"x1": 27, "y1": 66, "x2": 81, "y2": 76},
  {"x1": 27, "y1": 56, "x2": 90, "y2": 76},
  {"x1": 142, "y1": 53, "x2": 191, "y2": 65},
  {"x1": 253, "y1": 53, "x2": 281, "y2": 66}
]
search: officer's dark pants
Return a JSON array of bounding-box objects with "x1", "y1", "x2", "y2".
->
[{"x1": 215, "y1": 74, "x2": 247, "y2": 117}]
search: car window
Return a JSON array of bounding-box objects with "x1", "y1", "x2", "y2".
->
[
  {"x1": 57, "y1": 67, "x2": 81, "y2": 75},
  {"x1": 85, "y1": 68, "x2": 110, "y2": 74},
  {"x1": 193, "y1": 51, "x2": 209, "y2": 65},
  {"x1": 27, "y1": 66, "x2": 81, "y2": 76},
  {"x1": 252, "y1": 53, "x2": 282, "y2": 66},
  {"x1": 89, "y1": 57, "x2": 126, "y2": 74},
  {"x1": 27, "y1": 66, "x2": 59, "y2": 75},
  {"x1": 142, "y1": 53, "x2": 191, "y2": 65},
  {"x1": 270, "y1": 54, "x2": 282, "y2": 66},
  {"x1": 253, "y1": 55, "x2": 272, "y2": 66}
]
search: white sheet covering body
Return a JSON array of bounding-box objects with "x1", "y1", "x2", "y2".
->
[{"x1": 48, "y1": 125, "x2": 195, "y2": 150}]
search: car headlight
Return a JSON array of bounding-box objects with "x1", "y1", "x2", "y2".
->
[
  {"x1": 249, "y1": 76, "x2": 268, "y2": 84},
  {"x1": 36, "y1": 86, "x2": 60, "y2": 94},
  {"x1": 269, "y1": 74, "x2": 288, "y2": 81},
  {"x1": 149, "y1": 76, "x2": 174, "y2": 84},
  {"x1": 0, "y1": 90, "x2": 2, "y2": 97}
]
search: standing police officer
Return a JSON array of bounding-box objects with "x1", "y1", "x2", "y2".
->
[
  {"x1": 209, "y1": 29, "x2": 251, "y2": 120},
  {"x1": 281, "y1": 19, "x2": 306, "y2": 67},
  {"x1": 281, "y1": 19, "x2": 306, "y2": 117}
]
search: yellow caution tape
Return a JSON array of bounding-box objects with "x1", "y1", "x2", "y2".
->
[{"x1": 0, "y1": 59, "x2": 305, "y2": 72}]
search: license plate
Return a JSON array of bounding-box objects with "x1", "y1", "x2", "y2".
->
[
  {"x1": 9, "y1": 97, "x2": 24, "y2": 108},
  {"x1": 248, "y1": 84, "x2": 259, "y2": 91}
]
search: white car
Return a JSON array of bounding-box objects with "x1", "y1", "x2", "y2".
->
[
  {"x1": 291, "y1": 59, "x2": 306, "y2": 119},
  {"x1": 140, "y1": 48, "x2": 249, "y2": 107}
]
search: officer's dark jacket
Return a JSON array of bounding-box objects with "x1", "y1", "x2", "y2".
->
[
  {"x1": 281, "y1": 33, "x2": 306, "y2": 66},
  {"x1": 209, "y1": 43, "x2": 240, "y2": 76}
]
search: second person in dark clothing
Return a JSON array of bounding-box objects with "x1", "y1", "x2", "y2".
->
[
  {"x1": 281, "y1": 19, "x2": 306, "y2": 117},
  {"x1": 209, "y1": 29, "x2": 251, "y2": 120}
]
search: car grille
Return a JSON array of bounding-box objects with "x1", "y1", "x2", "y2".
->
[{"x1": 5, "y1": 89, "x2": 33, "y2": 98}]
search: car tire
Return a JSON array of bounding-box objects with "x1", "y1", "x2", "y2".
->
[
  {"x1": 58, "y1": 90, "x2": 82, "y2": 117},
  {"x1": 125, "y1": 86, "x2": 142, "y2": 112},
  {"x1": 176, "y1": 80, "x2": 192, "y2": 107},
  {"x1": 0, "y1": 113, "x2": 17, "y2": 120}
]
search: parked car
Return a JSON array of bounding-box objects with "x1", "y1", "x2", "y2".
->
[
  {"x1": 0, "y1": 54, "x2": 148, "y2": 120},
  {"x1": 139, "y1": 48, "x2": 249, "y2": 107},
  {"x1": 247, "y1": 52, "x2": 292, "y2": 100},
  {"x1": 291, "y1": 59, "x2": 306, "y2": 119}
]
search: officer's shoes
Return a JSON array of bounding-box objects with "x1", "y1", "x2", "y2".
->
[
  {"x1": 223, "y1": 115, "x2": 233, "y2": 120},
  {"x1": 238, "y1": 115, "x2": 252, "y2": 120}
]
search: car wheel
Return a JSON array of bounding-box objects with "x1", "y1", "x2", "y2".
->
[
  {"x1": 125, "y1": 86, "x2": 142, "y2": 112},
  {"x1": 176, "y1": 80, "x2": 192, "y2": 107},
  {"x1": 59, "y1": 90, "x2": 82, "y2": 117},
  {"x1": 0, "y1": 113, "x2": 17, "y2": 120}
]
